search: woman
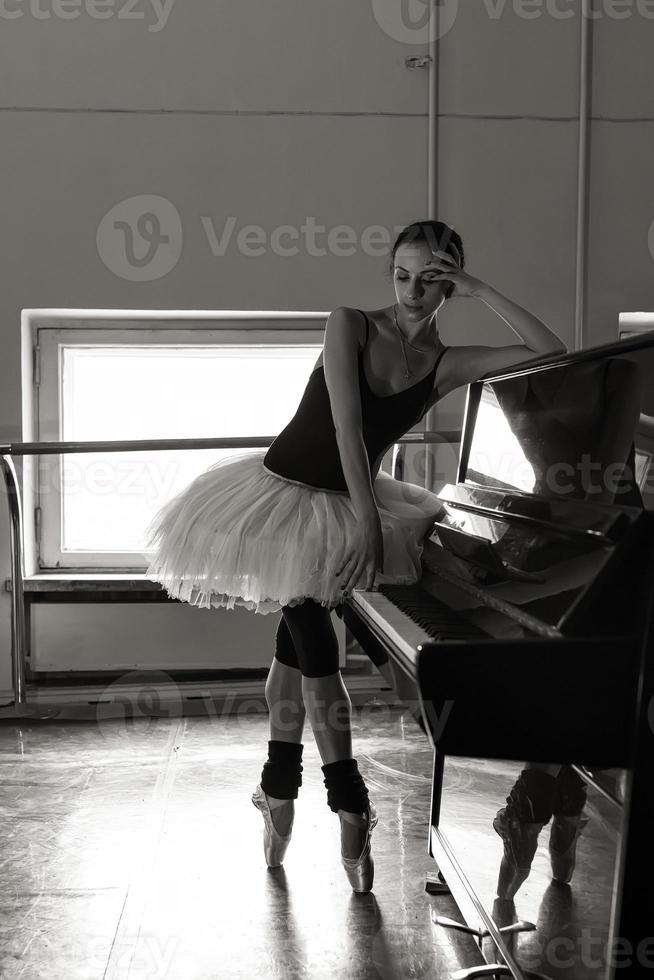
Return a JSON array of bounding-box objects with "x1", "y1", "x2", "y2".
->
[{"x1": 143, "y1": 219, "x2": 565, "y2": 894}]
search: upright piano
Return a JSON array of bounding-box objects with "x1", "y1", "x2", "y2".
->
[{"x1": 341, "y1": 333, "x2": 654, "y2": 980}]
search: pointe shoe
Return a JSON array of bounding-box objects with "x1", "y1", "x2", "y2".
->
[
  {"x1": 549, "y1": 812, "x2": 590, "y2": 884},
  {"x1": 337, "y1": 801, "x2": 378, "y2": 894},
  {"x1": 251, "y1": 783, "x2": 295, "y2": 868},
  {"x1": 493, "y1": 807, "x2": 544, "y2": 900}
]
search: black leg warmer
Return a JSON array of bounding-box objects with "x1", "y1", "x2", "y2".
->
[
  {"x1": 551, "y1": 765, "x2": 588, "y2": 817},
  {"x1": 321, "y1": 757, "x2": 370, "y2": 814},
  {"x1": 260, "y1": 740, "x2": 304, "y2": 800},
  {"x1": 505, "y1": 768, "x2": 559, "y2": 824}
]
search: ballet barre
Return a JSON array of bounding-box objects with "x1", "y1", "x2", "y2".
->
[{"x1": 0, "y1": 429, "x2": 461, "y2": 716}]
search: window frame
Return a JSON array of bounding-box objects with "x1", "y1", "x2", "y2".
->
[{"x1": 24, "y1": 312, "x2": 328, "y2": 571}]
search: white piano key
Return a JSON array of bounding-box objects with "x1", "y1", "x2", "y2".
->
[{"x1": 351, "y1": 589, "x2": 432, "y2": 671}]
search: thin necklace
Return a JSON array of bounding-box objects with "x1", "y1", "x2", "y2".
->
[{"x1": 392, "y1": 304, "x2": 434, "y2": 382}]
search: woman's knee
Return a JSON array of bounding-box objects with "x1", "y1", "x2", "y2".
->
[
  {"x1": 274, "y1": 612, "x2": 301, "y2": 671},
  {"x1": 268, "y1": 618, "x2": 302, "y2": 699},
  {"x1": 281, "y1": 600, "x2": 340, "y2": 678}
]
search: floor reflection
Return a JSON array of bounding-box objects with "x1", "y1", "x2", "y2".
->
[
  {"x1": 0, "y1": 703, "x2": 486, "y2": 979},
  {"x1": 440, "y1": 757, "x2": 620, "y2": 979}
]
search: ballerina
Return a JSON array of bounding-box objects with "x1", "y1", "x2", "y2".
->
[{"x1": 143, "y1": 218, "x2": 565, "y2": 893}]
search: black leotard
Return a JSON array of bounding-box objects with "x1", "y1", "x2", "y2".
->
[{"x1": 263, "y1": 310, "x2": 448, "y2": 494}]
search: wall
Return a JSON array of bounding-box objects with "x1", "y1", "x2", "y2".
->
[{"x1": 1, "y1": 1, "x2": 652, "y2": 695}]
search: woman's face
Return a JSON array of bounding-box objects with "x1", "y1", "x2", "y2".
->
[{"x1": 392, "y1": 241, "x2": 459, "y2": 320}]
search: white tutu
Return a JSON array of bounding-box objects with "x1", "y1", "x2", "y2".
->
[{"x1": 141, "y1": 450, "x2": 444, "y2": 615}]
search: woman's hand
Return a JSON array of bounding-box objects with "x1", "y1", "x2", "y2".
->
[
  {"x1": 335, "y1": 512, "x2": 385, "y2": 596},
  {"x1": 426, "y1": 247, "x2": 485, "y2": 299},
  {"x1": 427, "y1": 245, "x2": 566, "y2": 354}
]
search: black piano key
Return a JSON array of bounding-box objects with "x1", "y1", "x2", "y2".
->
[{"x1": 378, "y1": 584, "x2": 490, "y2": 642}]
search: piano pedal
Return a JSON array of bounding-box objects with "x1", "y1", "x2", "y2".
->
[
  {"x1": 432, "y1": 911, "x2": 537, "y2": 941},
  {"x1": 362, "y1": 696, "x2": 389, "y2": 708},
  {"x1": 451, "y1": 967, "x2": 553, "y2": 979},
  {"x1": 425, "y1": 870, "x2": 450, "y2": 894},
  {"x1": 450, "y1": 967, "x2": 517, "y2": 979}
]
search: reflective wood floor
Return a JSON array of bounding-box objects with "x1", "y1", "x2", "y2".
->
[{"x1": 0, "y1": 701, "x2": 485, "y2": 979}]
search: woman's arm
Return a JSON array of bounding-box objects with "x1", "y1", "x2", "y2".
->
[
  {"x1": 432, "y1": 250, "x2": 566, "y2": 355},
  {"x1": 323, "y1": 308, "x2": 379, "y2": 521},
  {"x1": 426, "y1": 251, "x2": 567, "y2": 395},
  {"x1": 473, "y1": 282, "x2": 566, "y2": 355}
]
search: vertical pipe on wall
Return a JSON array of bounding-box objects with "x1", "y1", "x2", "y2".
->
[
  {"x1": 574, "y1": 0, "x2": 593, "y2": 351},
  {"x1": 425, "y1": 2, "x2": 439, "y2": 490},
  {"x1": 427, "y1": 5, "x2": 439, "y2": 220},
  {"x1": 1, "y1": 456, "x2": 26, "y2": 707}
]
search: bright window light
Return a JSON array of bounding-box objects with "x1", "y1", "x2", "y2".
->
[
  {"x1": 60, "y1": 345, "x2": 319, "y2": 553},
  {"x1": 467, "y1": 389, "x2": 536, "y2": 493}
]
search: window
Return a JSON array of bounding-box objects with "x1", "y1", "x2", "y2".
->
[{"x1": 27, "y1": 314, "x2": 326, "y2": 570}]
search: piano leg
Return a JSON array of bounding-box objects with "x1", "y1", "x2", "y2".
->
[
  {"x1": 409, "y1": 704, "x2": 428, "y2": 737},
  {"x1": 424, "y1": 751, "x2": 453, "y2": 894},
  {"x1": 373, "y1": 656, "x2": 429, "y2": 736},
  {"x1": 376, "y1": 656, "x2": 398, "y2": 693},
  {"x1": 336, "y1": 601, "x2": 403, "y2": 694},
  {"x1": 425, "y1": 870, "x2": 451, "y2": 895}
]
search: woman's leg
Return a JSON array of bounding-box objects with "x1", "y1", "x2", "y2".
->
[
  {"x1": 259, "y1": 616, "x2": 307, "y2": 835},
  {"x1": 265, "y1": 615, "x2": 306, "y2": 745},
  {"x1": 280, "y1": 600, "x2": 352, "y2": 765},
  {"x1": 281, "y1": 599, "x2": 372, "y2": 859},
  {"x1": 303, "y1": 671, "x2": 353, "y2": 763}
]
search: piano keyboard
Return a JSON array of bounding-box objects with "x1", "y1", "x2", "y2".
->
[
  {"x1": 351, "y1": 584, "x2": 490, "y2": 669},
  {"x1": 380, "y1": 584, "x2": 491, "y2": 641}
]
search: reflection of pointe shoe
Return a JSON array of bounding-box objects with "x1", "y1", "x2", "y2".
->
[
  {"x1": 492, "y1": 897, "x2": 518, "y2": 930},
  {"x1": 549, "y1": 812, "x2": 590, "y2": 884},
  {"x1": 493, "y1": 807, "x2": 544, "y2": 900},
  {"x1": 338, "y1": 801, "x2": 378, "y2": 894},
  {"x1": 491, "y1": 897, "x2": 518, "y2": 958},
  {"x1": 251, "y1": 783, "x2": 294, "y2": 868}
]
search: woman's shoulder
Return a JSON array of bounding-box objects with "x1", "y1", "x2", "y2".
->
[
  {"x1": 327, "y1": 306, "x2": 372, "y2": 350},
  {"x1": 313, "y1": 308, "x2": 368, "y2": 371},
  {"x1": 339, "y1": 306, "x2": 392, "y2": 326}
]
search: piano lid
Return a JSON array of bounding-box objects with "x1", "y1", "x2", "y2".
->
[
  {"x1": 458, "y1": 333, "x2": 654, "y2": 516},
  {"x1": 422, "y1": 333, "x2": 654, "y2": 636},
  {"x1": 421, "y1": 509, "x2": 620, "y2": 636}
]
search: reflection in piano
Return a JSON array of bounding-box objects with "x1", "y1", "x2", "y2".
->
[{"x1": 340, "y1": 332, "x2": 654, "y2": 980}]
